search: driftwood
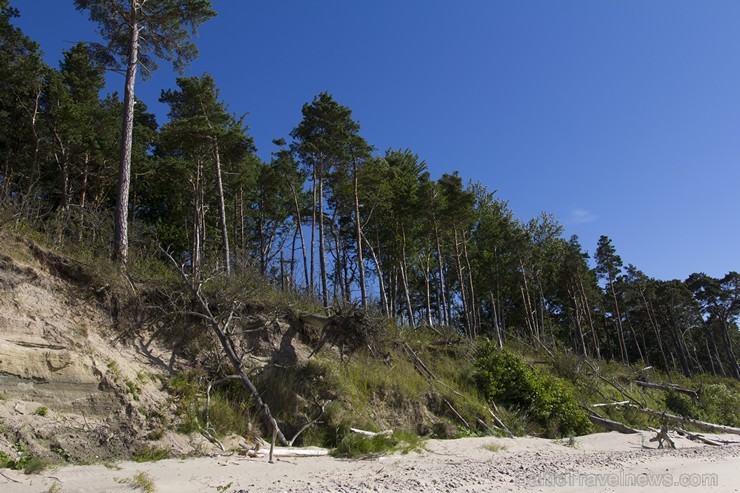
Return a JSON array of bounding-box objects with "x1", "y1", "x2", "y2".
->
[
  {"x1": 350, "y1": 428, "x2": 393, "y2": 437},
  {"x1": 588, "y1": 413, "x2": 641, "y2": 434},
  {"x1": 633, "y1": 380, "x2": 699, "y2": 399},
  {"x1": 649, "y1": 424, "x2": 675, "y2": 449},
  {"x1": 675, "y1": 428, "x2": 722, "y2": 446},
  {"x1": 243, "y1": 445, "x2": 330, "y2": 458},
  {"x1": 256, "y1": 447, "x2": 330, "y2": 458}
]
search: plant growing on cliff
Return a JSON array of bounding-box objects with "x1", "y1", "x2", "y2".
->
[{"x1": 473, "y1": 341, "x2": 590, "y2": 437}]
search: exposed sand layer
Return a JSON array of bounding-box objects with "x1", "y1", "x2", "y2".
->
[{"x1": 2, "y1": 431, "x2": 738, "y2": 492}]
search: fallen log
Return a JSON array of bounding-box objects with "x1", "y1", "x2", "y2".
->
[
  {"x1": 592, "y1": 401, "x2": 630, "y2": 408},
  {"x1": 588, "y1": 414, "x2": 641, "y2": 434},
  {"x1": 487, "y1": 407, "x2": 514, "y2": 438},
  {"x1": 350, "y1": 428, "x2": 393, "y2": 437},
  {"x1": 247, "y1": 447, "x2": 330, "y2": 458},
  {"x1": 674, "y1": 428, "x2": 722, "y2": 446},
  {"x1": 633, "y1": 380, "x2": 699, "y2": 399},
  {"x1": 633, "y1": 406, "x2": 740, "y2": 436}
]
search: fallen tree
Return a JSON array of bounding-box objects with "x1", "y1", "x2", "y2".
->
[
  {"x1": 587, "y1": 413, "x2": 641, "y2": 434},
  {"x1": 162, "y1": 248, "x2": 327, "y2": 449},
  {"x1": 632, "y1": 380, "x2": 699, "y2": 400},
  {"x1": 589, "y1": 400, "x2": 740, "y2": 436}
]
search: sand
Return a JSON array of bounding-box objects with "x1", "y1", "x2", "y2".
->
[{"x1": 2, "y1": 431, "x2": 739, "y2": 492}]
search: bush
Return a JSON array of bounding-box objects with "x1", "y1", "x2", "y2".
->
[
  {"x1": 473, "y1": 341, "x2": 590, "y2": 437},
  {"x1": 697, "y1": 384, "x2": 740, "y2": 427}
]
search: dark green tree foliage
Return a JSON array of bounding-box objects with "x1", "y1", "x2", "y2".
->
[
  {"x1": 0, "y1": 1, "x2": 49, "y2": 200},
  {"x1": 74, "y1": 0, "x2": 216, "y2": 267},
  {"x1": 152, "y1": 74, "x2": 253, "y2": 274},
  {"x1": 0, "y1": 9, "x2": 737, "y2": 383},
  {"x1": 290, "y1": 92, "x2": 369, "y2": 307}
]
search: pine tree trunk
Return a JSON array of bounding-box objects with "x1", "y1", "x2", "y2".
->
[
  {"x1": 317, "y1": 164, "x2": 329, "y2": 307},
  {"x1": 113, "y1": 5, "x2": 139, "y2": 268},
  {"x1": 212, "y1": 137, "x2": 230, "y2": 274},
  {"x1": 434, "y1": 225, "x2": 449, "y2": 326},
  {"x1": 400, "y1": 226, "x2": 415, "y2": 328},
  {"x1": 286, "y1": 177, "x2": 309, "y2": 290},
  {"x1": 608, "y1": 274, "x2": 629, "y2": 364},
  {"x1": 453, "y1": 226, "x2": 470, "y2": 336},
  {"x1": 352, "y1": 158, "x2": 367, "y2": 308}
]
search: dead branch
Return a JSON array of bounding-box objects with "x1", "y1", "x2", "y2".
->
[
  {"x1": 350, "y1": 428, "x2": 393, "y2": 437},
  {"x1": 583, "y1": 359, "x2": 645, "y2": 407},
  {"x1": 287, "y1": 398, "x2": 330, "y2": 446},
  {"x1": 633, "y1": 380, "x2": 699, "y2": 399},
  {"x1": 486, "y1": 407, "x2": 514, "y2": 438},
  {"x1": 592, "y1": 401, "x2": 631, "y2": 408},
  {"x1": 587, "y1": 413, "x2": 641, "y2": 434},
  {"x1": 404, "y1": 342, "x2": 438, "y2": 380},
  {"x1": 160, "y1": 247, "x2": 289, "y2": 446},
  {"x1": 674, "y1": 428, "x2": 723, "y2": 446},
  {"x1": 444, "y1": 398, "x2": 470, "y2": 429},
  {"x1": 631, "y1": 406, "x2": 740, "y2": 436},
  {"x1": 649, "y1": 424, "x2": 675, "y2": 449}
]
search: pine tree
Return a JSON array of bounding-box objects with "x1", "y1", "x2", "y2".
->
[{"x1": 74, "y1": 0, "x2": 215, "y2": 268}]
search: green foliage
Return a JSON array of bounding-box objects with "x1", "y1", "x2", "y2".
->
[
  {"x1": 167, "y1": 371, "x2": 203, "y2": 433},
  {"x1": 33, "y1": 406, "x2": 48, "y2": 417},
  {"x1": 125, "y1": 379, "x2": 141, "y2": 399},
  {"x1": 696, "y1": 384, "x2": 740, "y2": 427},
  {"x1": 330, "y1": 431, "x2": 424, "y2": 458},
  {"x1": 133, "y1": 446, "x2": 170, "y2": 463},
  {"x1": 473, "y1": 341, "x2": 591, "y2": 437},
  {"x1": 0, "y1": 447, "x2": 49, "y2": 474}
]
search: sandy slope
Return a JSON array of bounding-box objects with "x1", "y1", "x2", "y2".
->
[{"x1": 2, "y1": 431, "x2": 738, "y2": 493}]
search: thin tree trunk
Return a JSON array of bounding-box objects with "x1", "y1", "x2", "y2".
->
[
  {"x1": 352, "y1": 156, "x2": 367, "y2": 308},
  {"x1": 607, "y1": 274, "x2": 629, "y2": 364},
  {"x1": 285, "y1": 175, "x2": 309, "y2": 290},
  {"x1": 212, "y1": 138, "x2": 230, "y2": 274},
  {"x1": 113, "y1": 4, "x2": 139, "y2": 268},
  {"x1": 317, "y1": 164, "x2": 328, "y2": 307},
  {"x1": 400, "y1": 226, "x2": 415, "y2": 328},
  {"x1": 453, "y1": 226, "x2": 470, "y2": 336},
  {"x1": 433, "y1": 224, "x2": 449, "y2": 326}
]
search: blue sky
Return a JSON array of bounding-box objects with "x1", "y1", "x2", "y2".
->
[{"x1": 12, "y1": 1, "x2": 740, "y2": 281}]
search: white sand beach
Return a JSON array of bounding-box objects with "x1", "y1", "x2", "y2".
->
[{"x1": 2, "y1": 431, "x2": 738, "y2": 493}]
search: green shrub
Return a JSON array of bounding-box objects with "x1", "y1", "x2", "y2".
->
[
  {"x1": 473, "y1": 341, "x2": 590, "y2": 437},
  {"x1": 0, "y1": 450, "x2": 48, "y2": 474},
  {"x1": 133, "y1": 446, "x2": 170, "y2": 462},
  {"x1": 33, "y1": 406, "x2": 48, "y2": 417},
  {"x1": 665, "y1": 391, "x2": 697, "y2": 418},
  {"x1": 697, "y1": 384, "x2": 740, "y2": 427}
]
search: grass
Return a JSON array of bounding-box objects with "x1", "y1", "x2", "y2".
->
[
  {"x1": 482, "y1": 443, "x2": 507, "y2": 453},
  {"x1": 330, "y1": 431, "x2": 426, "y2": 458},
  {"x1": 133, "y1": 446, "x2": 171, "y2": 463},
  {"x1": 119, "y1": 471, "x2": 156, "y2": 493},
  {"x1": 33, "y1": 406, "x2": 48, "y2": 417}
]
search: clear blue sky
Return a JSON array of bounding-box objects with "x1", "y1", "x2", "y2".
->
[{"x1": 12, "y1": 1, "x2": 740, "y2": 281}]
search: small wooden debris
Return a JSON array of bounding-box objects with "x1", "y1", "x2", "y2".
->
[{"x1": 649, "y1": 425, "x2": 675, "y2": 449}]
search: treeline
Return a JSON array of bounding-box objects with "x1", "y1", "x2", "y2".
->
[{"x1": 0, "y1": 1, "x2": 737, "y2": 380}]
